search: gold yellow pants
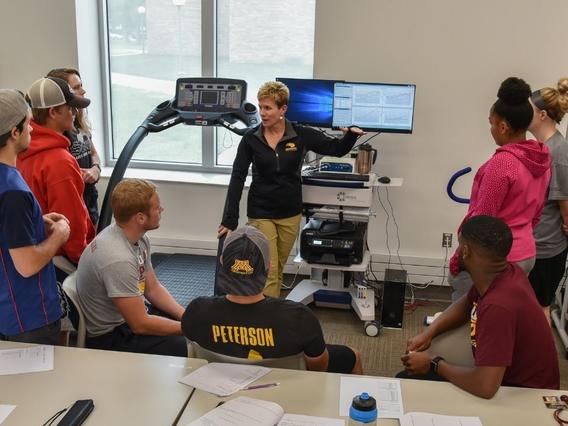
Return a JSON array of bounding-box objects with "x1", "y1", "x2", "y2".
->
[{"x1": 247, "y1": 214, "x2": 302, "y2": 298}]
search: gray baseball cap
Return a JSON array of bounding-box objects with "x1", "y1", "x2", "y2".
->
[
  {"x1": 217, "y1": 225, "x2": 270, "y2": 296},
  {"x1": 27, "y1": 77, "x2": 90, "y2": 109},
  {"x1": 0, "y1": 89, "x2": 30, "y2": 137}
]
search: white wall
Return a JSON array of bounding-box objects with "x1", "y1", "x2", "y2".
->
[
  {"x1": 4, "y1": 0, "x2": 568, "y2": 285},
  {"x1": 0, "y1": 0, "x2": 78, "y2": 90},
  {"x1": 312, "y1": 0, "x2": 568, "y2": 283}
]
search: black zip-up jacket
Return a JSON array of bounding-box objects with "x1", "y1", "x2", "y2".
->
[{"x1": 221, "y1": 120, "x2": 359, "y2": 230}]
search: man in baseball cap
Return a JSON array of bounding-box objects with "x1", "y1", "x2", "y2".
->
[
  {"x1": 17, "y1": 77, "x2": 95, "y2": 282},
  {"x1": 0, "y1": 89, "x2": 70, "y2": 344},
  {"x1": 27, "y1": 76, "x2": 90, "y2": 109},
  {"x1": 215, "y1": 225, "x2": 271, "y2": 296},
  {"x1": 182, "y1": 225, "x2": 363, "y2": 374}
]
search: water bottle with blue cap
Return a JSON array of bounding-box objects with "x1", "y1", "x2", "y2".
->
[{"x1": 348, "y1": 392, "x2": 378, "y2": 425}]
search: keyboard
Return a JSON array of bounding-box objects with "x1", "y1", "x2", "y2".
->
[{"x1": 302, "y1": 169, "x2": 370, "y2": 182}]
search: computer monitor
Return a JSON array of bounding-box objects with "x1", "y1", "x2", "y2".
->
[
  {"x1": 276, "y1": 77, "x2": 343, "y2": 128},
  {"x1": 332, "y1": 82, "x2": 416, "y2": 133}
]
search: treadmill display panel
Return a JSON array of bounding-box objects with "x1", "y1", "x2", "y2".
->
[{"x1": 176, "y1": 81, "x2": 243, "y2": 112}]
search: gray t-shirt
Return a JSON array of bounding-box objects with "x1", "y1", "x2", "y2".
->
[
  {"x1": 76, "y1": 224, "x2": 153, "y2": 337},
  {"x1": 534, "y1": 131, "x2": 568, "y2": 258}
]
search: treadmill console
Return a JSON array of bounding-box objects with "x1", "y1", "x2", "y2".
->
[
  {"x1": 175, "y1": 78, "x2": 245, "y2": 112},
  {"x1": 164, "y1": 77, "x2": 259, "y2": 133}
]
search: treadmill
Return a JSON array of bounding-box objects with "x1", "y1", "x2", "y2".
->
[{"x1": 98, "y1": 77, "x2": 259, "y2": 232}]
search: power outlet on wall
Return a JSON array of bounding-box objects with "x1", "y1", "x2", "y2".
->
[{"x1": 442, "y1": 233, "x2": 453, "y2": 248}]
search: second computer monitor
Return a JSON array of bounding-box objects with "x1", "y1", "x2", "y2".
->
[
  {"x1": 332, "y1": 82, "x2": 416, "y2": 133},
  {"x1": 276, "y1": 77, "x2": 343, "y2": 128}
]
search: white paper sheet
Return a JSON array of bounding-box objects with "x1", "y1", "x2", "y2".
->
[
  {"x1": 400, "y1": 412, "x2": 482, "y2": 426},
  {"x1": 0, "y1": 345, "x2": 54, "y2": 375},
  {"x1": 339, "y1": 376, "x2": 403, "y2": 418},
  {"x1": 187, "y1": 396, "x2": 283, "y2": 426},
  {"x1": 179, "y1": 363, "x2": 271, "y2": 396},
  {"x1": 0, "y1": 405, "x2": 16, "y2": 424},
  {"x1": 278, "y1": 413, "x2": 344, "y2": 426}
]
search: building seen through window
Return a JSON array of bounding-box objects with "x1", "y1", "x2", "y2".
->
[{"x1": 105, "y1": 0, "x2": 315, "y2": 171}]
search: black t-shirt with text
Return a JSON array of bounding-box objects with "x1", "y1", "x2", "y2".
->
[{"x1": 181, "y1": 296, "x2": 326, "y2": 360}]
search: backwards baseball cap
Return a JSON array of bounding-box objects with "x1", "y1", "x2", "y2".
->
[
  {"x1": 0, "y1": 89, "x2": 30, "y2": 136},
  {"x1": 26, "y1": 77, "x2": 90, "y2": 109},
  {"x1": 217, "y1": 225, "x2": 270, "y2": 296}
]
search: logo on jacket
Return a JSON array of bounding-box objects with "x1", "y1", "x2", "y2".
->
[
  {"x1": 231, "y1": 259, "x2": 254, "y2": 275},
  {"x1": 285, "y1": 142, "x2": 297, "y2": 152}
]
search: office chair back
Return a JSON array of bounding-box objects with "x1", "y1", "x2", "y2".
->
[
  {"x1": 188, "y1": 341, "x2": 307, "y2": 370},
  {"x1": 62, "y1": 273, "x2": 87, "y2": 348}
]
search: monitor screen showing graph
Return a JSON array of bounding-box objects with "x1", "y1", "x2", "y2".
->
[
  {"x1": 276, "y1": 78, "x2": 343, "y2": 127},
  {"x1": 332, "y1": 82, "x2": 416, "y2": 133}
]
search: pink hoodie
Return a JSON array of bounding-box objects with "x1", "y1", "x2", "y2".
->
[{"x1": 450, "y1": 140, "x2": 551, "y2": 275}]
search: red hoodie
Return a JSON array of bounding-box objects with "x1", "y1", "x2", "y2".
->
[
  {"x1": 17, "y1": 121, "x2": 95, "y2": 264},
  {"x1": 450, "y1": 140, "x2": 551, "y2": 275}
]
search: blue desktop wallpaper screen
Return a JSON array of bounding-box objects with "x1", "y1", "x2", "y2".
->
[{"x1": 277, "y1": 78, "x2": 339, "y2": 127}]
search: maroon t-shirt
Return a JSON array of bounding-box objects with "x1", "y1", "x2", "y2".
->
[{"x1": 468, "y1": 264, "x2": 559, "y2": 389}]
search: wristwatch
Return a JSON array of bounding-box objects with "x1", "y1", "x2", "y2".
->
[
  {"x1": 430, "y1": 356, "x2": 445, "y2": 374},
  {"x1": 92, "y1": 163, "x2": 101, "y2": 172}
]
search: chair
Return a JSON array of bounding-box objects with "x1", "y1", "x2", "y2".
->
[
  {"x1": 53, "y1": 255, "x2": 77, "y2": 275},
  {"x1": 187, "y1": 341, "x2": 307, "y2": 370},
  {"x1": 61, "y1": 273, "x2": 87, "y2": 348}
]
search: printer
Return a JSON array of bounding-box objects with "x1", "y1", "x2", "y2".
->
[{"x1": 300, "y1": 219, "x2": 367, "y2": 266}]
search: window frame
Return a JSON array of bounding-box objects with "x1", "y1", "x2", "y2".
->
[
  {"x1": 99, "y1": 0, "x2": 233, "y2": 174},
  {"x1": 99, "y1": 0, "x2": 315, "y2": 174}
]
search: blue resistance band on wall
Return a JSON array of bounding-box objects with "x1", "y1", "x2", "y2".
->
[{"x1": 447, "y1": 167, "x2": 471, "y2": 204}]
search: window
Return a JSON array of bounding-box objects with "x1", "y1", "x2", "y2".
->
[{"x1": 104, "y1": 0, "x2": 315, "y2": 172}]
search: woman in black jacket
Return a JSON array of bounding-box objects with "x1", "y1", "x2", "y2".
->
[{"x1": 219, "y1": 81, "x2": 363, "y2": 297}]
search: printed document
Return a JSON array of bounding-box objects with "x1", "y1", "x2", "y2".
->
[
  {"x1": 187, "y1": 396, "x2": 283, "y2": 426},
  {"x1": 339, "y1": 376, "x2": 403, "y2": 418},
  {"x1": 187, "y1": 397, "x2": 344, "y2": 426},
  {"x1": 179, "y1": 363, "x2": 271, "y2": 396},
  {"x1": 278, "y1": 413, "x2": 344, "y2": 425},
  {"x1": 400, "y1": 412, "x2": 482, "y2": 426},
  {"x1": 0, "y1": 405, "x2": 16, "y2": 424},
  {"x1": 0, "y1": 345, "x2": 54, "y2": 375}
]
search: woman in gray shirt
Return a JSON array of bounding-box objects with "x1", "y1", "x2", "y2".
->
[{"x1": 528, "y1": 77, "x2": 568, "y2": 323}]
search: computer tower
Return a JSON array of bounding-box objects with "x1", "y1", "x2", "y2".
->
[{"x1": 381, "y1": 268, "x2": 407, "y2": 328}]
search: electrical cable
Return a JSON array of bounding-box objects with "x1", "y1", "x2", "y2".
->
[
  {"x1": 172, "y1": 388, "x2": 197, "y2": 426},
  {"x1": 554, "y1": 396, "x2": 568, "y2": 425},
  {"x1": 42, "y1": 408, "x2": 67, "y2": 426},
  {"x1": 221, "y1": 126, "x2": 236, "y2": 150},
  {"x1": 384, "y1": 186, "x2": 436, "y2": 292},
  {"x1": 281, "y1": 227, "x2": 305, "y2": 291},
  {"x1": 375, "y1": 186, "x2": 392, "y2": 268},
  {"x1": 281, "y1": 261, "x2": 305, "y2": 290},
  {"x1": 408, "y1": 282, "x2": 415, "y2": 306},
  {"x1": 365, "y1": 240, "x2": 381, "y2": 284},
  {"x1": 385, "y1": 186, "x2": 404, "y2": 270},
  {"x1": 440, "y1": 246, "x2": 449, "y2": 286},
  {"x1": 555, "y1": 408, "x2": 568, "y2": 425}
]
